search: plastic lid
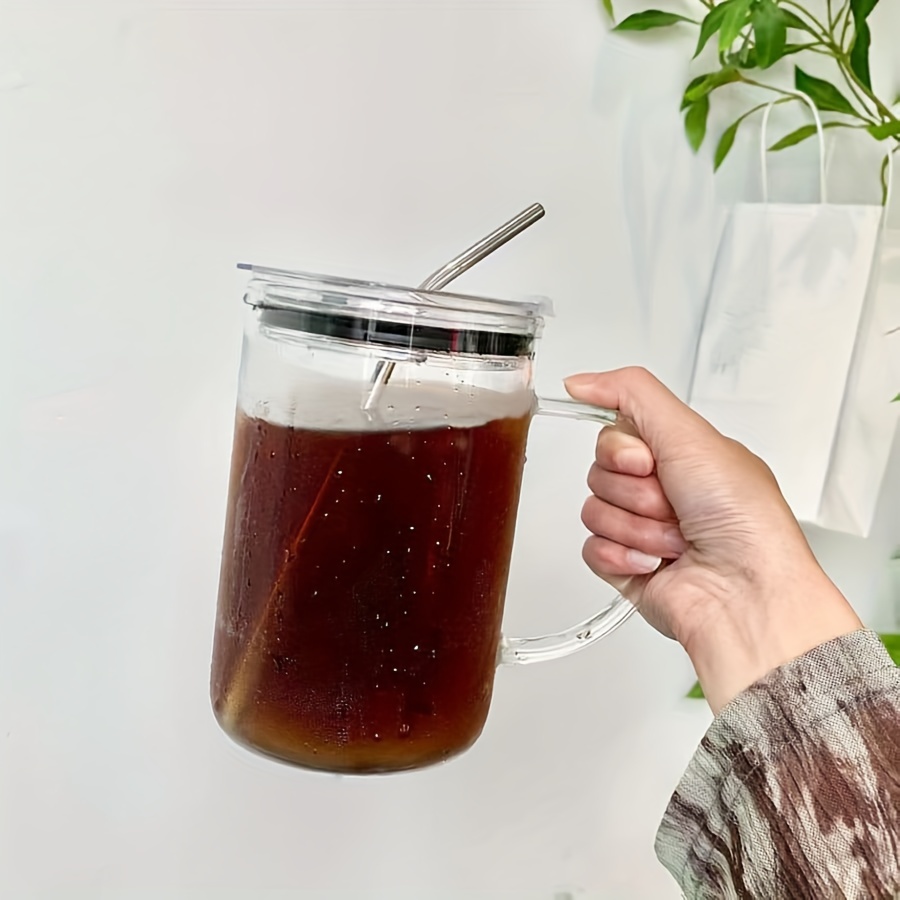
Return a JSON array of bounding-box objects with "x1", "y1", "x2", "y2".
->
[{"x1": 239, "y1": 264, "x2": 552, "y2": 358}]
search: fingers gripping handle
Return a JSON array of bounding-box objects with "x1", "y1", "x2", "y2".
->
[{"x1": 498, "y1": 398, "x2": 638, "y2": 666}]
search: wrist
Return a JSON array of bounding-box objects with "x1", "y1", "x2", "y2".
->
[{"x1": 684, "y1": 568, "x2": 863, "y2": 714}]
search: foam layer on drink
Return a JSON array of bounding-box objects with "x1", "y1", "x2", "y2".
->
[{"x1": 239, "y1": 377, "x2": 535, "y2": 433}]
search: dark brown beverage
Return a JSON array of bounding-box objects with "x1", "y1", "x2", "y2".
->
[{"x1": 211, "y1": 408, "x2": 531, "y2": 773}]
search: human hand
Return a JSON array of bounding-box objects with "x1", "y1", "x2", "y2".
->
[{"x1": 565, "y1": 367, "x2": 862, "y2": 713}]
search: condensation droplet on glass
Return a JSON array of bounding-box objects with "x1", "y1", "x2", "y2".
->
[{"x1": 399, "y1": 724, "x2": 411, "y2": 736}]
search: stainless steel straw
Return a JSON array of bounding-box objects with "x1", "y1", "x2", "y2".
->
[{"x1": 362, "y1": 202, "x2": 545, "y2": 411}]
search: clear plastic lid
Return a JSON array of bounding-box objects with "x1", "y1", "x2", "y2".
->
[{"x1": 239, "y1": 263, "x2": 552, "y2": 358}]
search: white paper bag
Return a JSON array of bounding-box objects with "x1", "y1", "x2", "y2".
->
[
  {"x1": 689, "y1": 95, "x2": 899, "y2": 536},
  {"x1": 819, "y1": 225, "x2": 900, "y2": 534}
]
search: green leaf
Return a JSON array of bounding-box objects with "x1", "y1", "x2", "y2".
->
[
  {"x1": 683, "y1": 67, "x2": 741, "y2": 105},
  {"x1": 751, "y1": 0, "x2": 788, "y2": 69},
  {"x1": 893, "y1": 393, "x2": 900, "y2": 402},
  {"x1": 685, "y1": 94, "x2": 711, "y2": 151},
  {"x1": 880, "y1": 633, "x2": 900, "y2": 665},
  {"x1": 601, "y1": 0, "x2": 614, "y2": 19},
  {"x1": 850, "y1": 22, "x2": 872, "y2": 90},
  {"x1": 686, "y1": 681, "x2": 705, "y2": 699},
  {"x1": 795, "y1": 66, "x2": 857, "y2": 115},
  {"x1": 694, "y1": 2, "x2": 731, "y2": 58},
  {"x1": 768, "y1": 120, "x2": 845, "y2": 151},
  {"x1": 781, "y1": 9, "x2": 814, "y2": 32},
  {"x1": 719, "y1": 0, "x2": 754, "y2": 51},
  {"x1": 714, "y1": 116, "x2": 743, "y2": 170},
  {"x1": 614, "y1": 9, "x2": 695, "y2": 31},
  {"x1": 681, "y1": 74, "x2": 708, "y2": 110},
  {"x1": 868, "y1": 120, "x2": 900, "y2": 140},
  {"x1": 738, "y1": 48, "x2": 758, "y2": 69},
  {"x1": 893, "y1": 93, "x2": 900, "y2": 107},
  {"x1": 849, "y1": 0, "x2": 879, "y2": 90}
]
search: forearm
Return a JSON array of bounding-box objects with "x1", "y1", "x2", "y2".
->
[{"x1": 657, "y1": 630, "x2": 900, "y2": 899}]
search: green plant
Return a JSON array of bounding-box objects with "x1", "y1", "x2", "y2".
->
[{"x1": 606, "y1": 0, "x2": 899, "y2": 194}]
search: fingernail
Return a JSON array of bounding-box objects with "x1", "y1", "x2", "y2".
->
[
  {"x1": 563, "y1": 373, "x2": 595, "y2": 387},
  {"x1": 625, "y1": 549, "x2": 662, "y2": 574},
  {"x1": 664, "y1": 528, "x2": 688, "y2": 553}
]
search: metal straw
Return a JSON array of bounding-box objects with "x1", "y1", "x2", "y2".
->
[{"x1": 362, "y1": 202, "x2": 545, "y2": 411}]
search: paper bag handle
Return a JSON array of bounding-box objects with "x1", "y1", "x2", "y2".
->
[{"x1": 760, "y1": 91, "x2": 827, "y2": 203}]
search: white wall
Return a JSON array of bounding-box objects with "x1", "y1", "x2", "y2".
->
[{"x1": 0, "y1": 1, "x2": 897, "y2": 898}]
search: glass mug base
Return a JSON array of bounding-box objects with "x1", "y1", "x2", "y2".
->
[{"x1": 212, "y1": 694, "x2": 491, "y2": 776}]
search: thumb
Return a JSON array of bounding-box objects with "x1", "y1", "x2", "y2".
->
[{"x1": 564, "y1": 367, "x2": 711, "y2": 454}]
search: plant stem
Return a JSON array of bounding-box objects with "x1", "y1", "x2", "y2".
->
[
  {"x1": 834, "y1": 50, "x2": 899, "y2": 122},
  {"x1": 739, "y1": 75, "x2": 803, "y2": 98},
  {"x1": 780, "y1": 0, "x2": 828, "y2": 35},
  {"x1": 833, "y1": 60, "x2": 880, "y2": 122},
  {"x1": 839, "y1": 3, "x2": 853, "y2": 48},
  {"x1": 832, "y1": 0, "x2": 850, "y2": 32}
]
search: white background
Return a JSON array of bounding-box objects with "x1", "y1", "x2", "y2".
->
[{"x1": 1, "y1": 1, "x2": 899, "y2": 897}]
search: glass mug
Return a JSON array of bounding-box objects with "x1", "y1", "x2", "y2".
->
[{"x1": 210, "y1": 266, "x2": 636, "y2": 774}]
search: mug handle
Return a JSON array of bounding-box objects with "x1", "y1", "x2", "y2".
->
[{"x1": 498, "y1": 397, "x2": 638, "y2": 666}]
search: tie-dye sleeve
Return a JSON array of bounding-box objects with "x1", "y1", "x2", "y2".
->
[{"x1": 656, "y1": 629, "x2": 900, "y2": 900}]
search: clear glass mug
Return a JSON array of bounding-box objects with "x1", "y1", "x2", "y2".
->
[{"x1": 210, "y1": 266, "x2": 635, "y2": 774}]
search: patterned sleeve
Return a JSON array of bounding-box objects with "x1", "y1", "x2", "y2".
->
[{"x1": 655, "y1": 629, "x2": 900, "y2": 900}]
